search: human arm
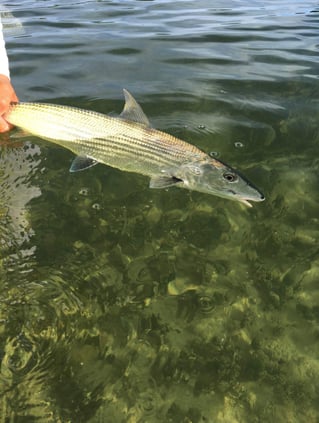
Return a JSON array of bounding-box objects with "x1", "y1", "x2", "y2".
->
[{"x1": 0, "y1": 18, "x2": 18, "y2": 133}]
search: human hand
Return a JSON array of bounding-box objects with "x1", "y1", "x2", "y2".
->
[{"x1": 0, "y1": 75, "x2": 18, "y2": 132}]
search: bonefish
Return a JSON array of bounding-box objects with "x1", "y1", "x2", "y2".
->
[{"x1": 5, "y1": 89, "x2": 264, "y2": 206}]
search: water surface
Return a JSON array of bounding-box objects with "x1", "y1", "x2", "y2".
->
[{"x1": 1, "y1": 1, "x2": 319, "y2": 421}]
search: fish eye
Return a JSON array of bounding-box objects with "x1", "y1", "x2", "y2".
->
[{"x1": 223, "y1": 172, "x2": 238, "y2": 182}]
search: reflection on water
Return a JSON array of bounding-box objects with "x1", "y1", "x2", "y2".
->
[
  {"x1": 0, "y1": 141, "x2": 41, "y2": 247},
  {"x1": 1, "y1": 1, "x2": 319, "y2": 421},
  {"x1": 0, "y1": 140, "x2": 41, "y2": 298}
]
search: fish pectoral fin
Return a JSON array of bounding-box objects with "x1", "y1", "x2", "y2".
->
[
  {"x1": 70, "y1": 155, "x2": 99, "y2": 173},
  {"x1": 120, "y1": 89, "x2": 151, "y2": 127},
  {"x1": 149, "y1": 175, "x2": 183, "y2": 189}
]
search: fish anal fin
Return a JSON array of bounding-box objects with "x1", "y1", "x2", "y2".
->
[
  {"x1": 120, "y1": 89, "x2": 151, "y2": 127},
  {"x1": 70, "y1": 156, "x2": 99, "y2": 173},
  {"x1": 150, "y1": 175, "x2": 183, "y2": 189}
]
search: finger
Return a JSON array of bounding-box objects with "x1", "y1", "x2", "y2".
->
[
  {"x1": 0, "y1": 98, "x2": 9, "y2": 115},
  {"x1": 11, "y1": 92, "x2": 19, "y2": 103},
  {"x1": 0, "y1": 116, "x2": 11, "y2": 133}
]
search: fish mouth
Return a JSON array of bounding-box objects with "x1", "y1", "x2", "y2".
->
[
  {"x1": 227, "y1": 188, "x2": 265, "y2": 207},
  {"x1": 238, "y1": 194, "x2": 265, "y2": 208},
  {"x1": 239, "y1": 198, "x2": 253, "y2": 208}
]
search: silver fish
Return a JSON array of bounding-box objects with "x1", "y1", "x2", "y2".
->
[{"x1": 5, "y1": 89, "x2": 265, "y2": 207}]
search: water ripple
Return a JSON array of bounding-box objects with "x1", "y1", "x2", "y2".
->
[
  {"x1": 8, "y1": 0, "x2": 318, "y2": 99},
  {"x1": 2, "y1": 1, "x2": 319, "y2": 421}
]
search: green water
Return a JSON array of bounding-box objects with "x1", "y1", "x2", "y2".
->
[{"x1": 1, "y1": 1, "x2": 319, "y2": 422}]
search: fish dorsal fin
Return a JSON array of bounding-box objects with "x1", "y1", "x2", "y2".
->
[
  {"x1": 120, "y1": 89, "x2": 150, "y2": 127},
  {"x1": 70, "y1": 155, "x2": 99, "y2": 172}
]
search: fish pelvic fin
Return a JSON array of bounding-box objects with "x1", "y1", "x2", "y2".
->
[
  {"x1": 120, "y1": 89, "x2": 151, "y2": 127},
  {"x1": 70, "y1": 155, "x2": 99, "y2": 172},
  {"x1": 150, "y1": 175, "x2": 183, "y2": 189}
]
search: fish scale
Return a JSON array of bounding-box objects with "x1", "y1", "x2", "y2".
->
[
  {"x1": 7, "y1": 102, "x2": 205, "y2": 175},
  {"x1": 4, "y1": 89, "x2": 265, "y2": 207}
]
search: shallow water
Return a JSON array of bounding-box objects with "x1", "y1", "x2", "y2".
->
[{"x1": 1, "y1": 1, "x2": 319, "y2": 421}]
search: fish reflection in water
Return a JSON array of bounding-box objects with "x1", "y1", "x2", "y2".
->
[{"x1": 0, "y1": 139, "x2": 41, "y2": 259}]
